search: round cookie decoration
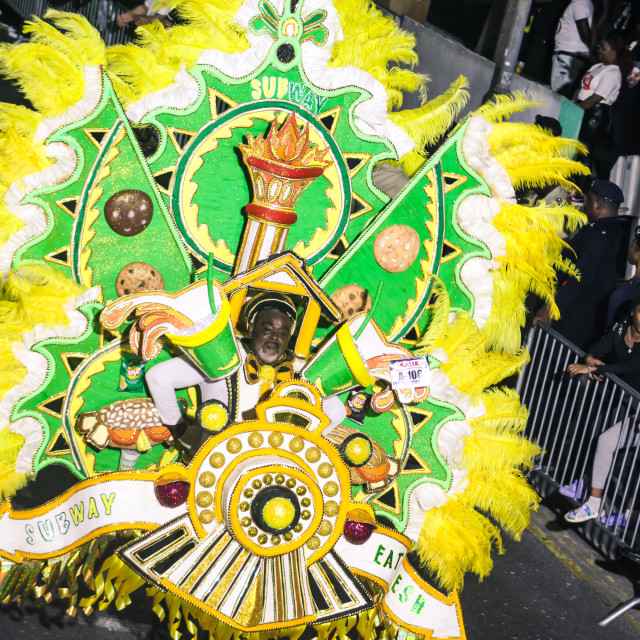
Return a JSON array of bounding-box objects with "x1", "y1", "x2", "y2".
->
[
  {"x1": 330, "y1": 284, "x2": 372, "y2": 320},
  {"x1": 104, "y1": 190, "x2": 154, "y2": 236},
  {"x1": 115, "y1": 262, "x2": 165, "y2": 296},
  {"x1": 373, "y1": 224, "x2": 421, "y2": 273}
]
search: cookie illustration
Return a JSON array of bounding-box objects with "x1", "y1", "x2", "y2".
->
[
  {"x1": 104, "y1": 190, "x2": 154, "y2": 236},
  {"x1": 331, "y1": 284, "x2": 371, "y2": 320},
  {"x1": 116, "y1": 262, "x2": 165, "y2": 297},
  {"x1": 373, "y1": 224, "x2": 420, "y2": 273}
]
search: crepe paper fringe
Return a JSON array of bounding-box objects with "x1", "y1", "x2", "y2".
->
[
  {"x1": 0, "y1": 533, "x2": 122, "y2": 613},
  {"x1": 74, "y1": 550, "x2": 390, "y2": 640}
]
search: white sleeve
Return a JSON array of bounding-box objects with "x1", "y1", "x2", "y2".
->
[
  {"x1": 591, "y1": 68, "x2": 622, "y2": 103},
  {"x1": 573, "y1": 0, "x2": 594, "y2": 22}
]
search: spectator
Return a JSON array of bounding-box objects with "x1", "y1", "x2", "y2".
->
[
  {"x1": 117, "y1": 0, "x2": 171, "y2": 28},
  {"x1": 573, "y1": 32, "x2": 634, "y2": 169},
  {"x1": 611, "y1": 61, "x2": 640, "y2": 167},
  {"x1": 564, "y1": 294, "x2": 640, "y2": 522},
  {"x1": 519, "y1": 0, "x2": 569, "y2": 83},
  {"x1": 606, "y1": 225, "x2": 640, "y2": 326},
  {"x1": 534, "y1": 179, "x2": 625, "y2": 349},
  {"x1": 551, "y1": 0, "x2": 594, "y2": 96}
]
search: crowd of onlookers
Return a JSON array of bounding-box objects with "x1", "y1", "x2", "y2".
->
[{"x1": 520, "y1": 0, "x2": 640, "y2": 179}]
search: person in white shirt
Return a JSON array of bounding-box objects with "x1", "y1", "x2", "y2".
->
[
  {"x1": 574, "y1": 33, "x2": 633, "y2": 167},
  {"x1": 550, "y1": 0, "x2": 594, "y2": 94}
]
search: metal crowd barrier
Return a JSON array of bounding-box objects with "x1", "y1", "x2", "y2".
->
[
  {"x1": 3, "y1": 0, "x2": 137, "y2": 46},
  {"x1": 518, "y1": 323, "x2": 640, "y2": 557}
]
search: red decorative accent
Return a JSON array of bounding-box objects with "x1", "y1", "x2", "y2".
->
[
  {"x1": 246, "y1": 156, "x2": 324, "y2": 180},
  {"x1": 343, "y1": 519, "x2": 375, "y2": 545},
  {"x1": 239, "y1": 112, "x2": 331, "y2": 226},
  {"x1": 154, "y1": 480, "x2": 190, "y2": 507},
  {"x1": 246, "y1": 203, "x2": 298, "y2": 225}
]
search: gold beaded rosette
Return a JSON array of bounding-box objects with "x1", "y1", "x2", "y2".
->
[{"x1": 118, "y1": 382, "x2": 370, "y2": 630}]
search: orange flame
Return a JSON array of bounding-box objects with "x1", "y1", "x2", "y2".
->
[{"x1": 268, "y1": 112, "x2": 309, "y2": 162}]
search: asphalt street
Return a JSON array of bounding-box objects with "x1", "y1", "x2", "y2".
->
[{"x1": 1, "y1": 504, "x2": 639, "y2": 639}]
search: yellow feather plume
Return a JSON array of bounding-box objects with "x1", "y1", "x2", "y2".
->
[
  {"x1": 330, "y1": 0, "x2": 427, "y2": 107},
  {"x1": 482, "y1": 201, "x2": 585, "y2": 351},
  {"x1": 391, "y1": 75, "x2": 469, "y2": 175},
  {"x1": 0, "y1": 11, "x2": 105, "y2": 117},
  {"x1": 476, "y1": 90, "x2": 542, "y2": 123},
  {"x1": 0, "y1": 429, "x2": 28, "y2": 500},
  {"x1": 414, "y1": 498, "x2": 501, "y2": 591}
]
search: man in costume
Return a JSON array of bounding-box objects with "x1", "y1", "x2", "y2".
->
[
  {"x1": 535, "y1": 179, "x2": 625, "y2": 348},
  {"x1": 145, "y1": 291, "x2": 346, "y2": 458}
]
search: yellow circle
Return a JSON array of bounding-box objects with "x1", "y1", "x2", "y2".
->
[
  {"x1": 227, "y1": 438, "x2": 242, "y2": 454},
  {"x1": 318, "y1": 520, "x2": 333, "y2": 536},
  {"x1": 344, "y1": 437, "x2": 372, "y2": 466},
  {"x1": 306, "y1": 537, "x2": 320, "y2": 550},
  {"x1": 305, "y1": 447, "x2": 321, "y2": 463},
  {"x1": 248, "y1": 527, "x2": 258, "y2": 537},
  {"x1": 262, "y1": 497, "x2": 297, "y2": 531},
  {"x1": 258, "y1": 534, "x2": 268, "y2": 544},
  {"x1": 268, "y1": 432, "x2": 284, "y2": 448},
  {"x1": 260, "y1": 365, "x2": 275, "y2": 382},
  {"x1": 199, "y1": 509, "x2": 214, "y2": 524},
  {"x1": 324, "y1": 501, "x2": 339, "y2": 517},
  {"x1": 196, "y1": 491, "x2": 213, "y2": 508},
  {"x1": 271, "y1": 534, "x2": 281, "y2": 545},
  {"x1": 200, "y1": 404, "x2": 228, "y2": 431},
  {"x1": 241, "y1": 517, "x2": 251, "y2": 527},
  {"x1": 209, "y1": 452, "x2": 225, "y2": 468},
  {"x1": 289, "y1": 437, "x2": 304, "y2": 453},
  {"x1": 323, "y1": 481, "x2": 339, "y2": 497},
  {"x1": 199, "y1": 471, "x2": 215, "y2": 488},
  {"x1": 248, "y1": 432, "x2": 264, "y2": 448},
  {"x1": 318, "y1": 463, "x2": 333, "y2": 478}
]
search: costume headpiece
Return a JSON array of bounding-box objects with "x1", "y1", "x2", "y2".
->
[{"x1": 245, "y1": 291, "x2": 297, "y2": 330}]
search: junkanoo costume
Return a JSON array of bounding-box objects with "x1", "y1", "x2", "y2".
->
[{"x1": 0, "y1": 2, "x2": 588, "y2": 638}]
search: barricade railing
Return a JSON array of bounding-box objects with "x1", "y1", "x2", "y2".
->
[{"x1": 518, "y1": 323, "x2": 640, "y2": 556}]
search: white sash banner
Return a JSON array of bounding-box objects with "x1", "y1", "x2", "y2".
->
[
  {"x1": 0, "y1": 475, "x2": 187, "y2": 561},
  {"x1": 335, "y1": 531, "x2": 465, "y2": 639}
]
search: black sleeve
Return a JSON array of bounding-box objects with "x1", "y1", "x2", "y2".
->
[
  {"x1": 587, "y1": 327, "x2": 616, "y2": 361},
  {"x1": 596, "y1": 356, "x2": 640, "y2": 378},
  {"x1": 555, "y1": 229, "x2": 609, "y2": 314}
]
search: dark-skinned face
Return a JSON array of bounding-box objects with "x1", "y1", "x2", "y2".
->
[{"x1": 248, "y1": 309, "x2": 293, "y2": 364}]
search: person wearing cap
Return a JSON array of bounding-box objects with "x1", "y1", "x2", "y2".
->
[
  {"x1": 534, "y1": 179, "x2": 625, "y2": 349},
  {"x1": 145, "y1": 291, "x2": 346, "y2": 459}
]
